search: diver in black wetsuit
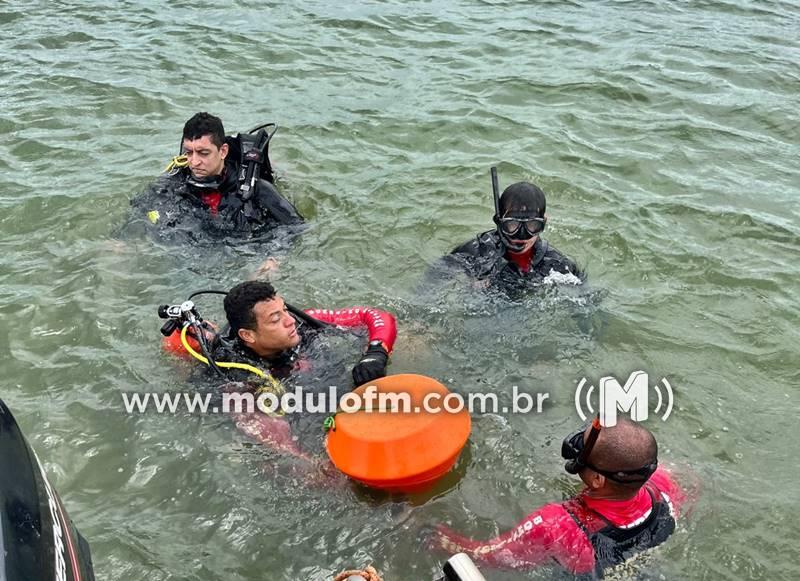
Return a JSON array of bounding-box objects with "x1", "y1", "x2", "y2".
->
[
  {"x1": 446, "y1": 170, "x2": 583, "y2": 286},
  {"x1": 128, "y1": 112, "x2": 303, "y2": 242}
]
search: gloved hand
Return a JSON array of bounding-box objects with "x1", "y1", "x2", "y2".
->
[{"x1": 352, "y1": 343, "x2": 389, "y2": 386}]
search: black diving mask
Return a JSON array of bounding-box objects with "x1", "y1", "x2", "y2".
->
[
  {"x1": 499, "y1": 216, "x2": 545, "y2": 239},
  {"x1": 561, "y1": 417, "x2": 658, "y2": 483}
]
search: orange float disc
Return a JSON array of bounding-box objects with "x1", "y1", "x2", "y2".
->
[{"x1": 325, "y1": 374, "x2": 471, "y2": 493}]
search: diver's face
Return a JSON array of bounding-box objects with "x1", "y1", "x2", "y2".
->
[
  {"x1": 501, "y1": 210, "x2": 544, "y2": 254},
  {"x1": 182, "y1": 135, "x2": 228, "y2": 178},
  {"x1": 238, "y1": 296, "x2": 300, "y2": 357}
]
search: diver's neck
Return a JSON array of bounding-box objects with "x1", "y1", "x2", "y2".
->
[{"x1": 584, "y1": 487, "x2": 638, "y2": 501}]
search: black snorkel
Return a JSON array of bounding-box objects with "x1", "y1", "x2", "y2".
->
[{"x1": 490, "y1": 167, "x2": 527, "y2": 253}]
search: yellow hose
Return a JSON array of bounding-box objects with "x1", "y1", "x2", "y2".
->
[
  {"x1": 180, "y1": 324, "x2": 267, "y2": 378},
  {"x1": 179, "y1": 325, "x2": 285, "y2": 417},
  {"x1": 164, "y1": 155, "x2": 189, "y2": 173}
]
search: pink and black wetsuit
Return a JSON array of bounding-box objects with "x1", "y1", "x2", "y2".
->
[
  {"x1": 303, "y1": 307, "x2": 397, "y2": 353},
  {"x1": 433, "y1": 468, "x2": 686, "y2": 577},
  {"x1": 214, "y1": 305, "x2": 397, "y2": 459}
]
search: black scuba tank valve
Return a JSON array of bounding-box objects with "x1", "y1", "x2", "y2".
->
[
  {"x1": 158, "y1": 301, "x2": 198, "y2": 320},
  {"x1": 158, "y1": 304, "x2": 183, "y2": 319},
  {"x1": 160, "y1": 319, "x2": 180, "y2": 337}
]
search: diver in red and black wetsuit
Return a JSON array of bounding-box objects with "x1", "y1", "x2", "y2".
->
[
  {"x1": 210, "y1": 280, "x2": 396, "y2": 385},
  {"x1": 444, "y1": 170, "x2": 583, "y2": 286},
  {"x1": 430, "y1": 417, "x2": 690, "y2": 578},
  {"x1": 205, "y1": 280, "x2": 397, "y2": 459}
]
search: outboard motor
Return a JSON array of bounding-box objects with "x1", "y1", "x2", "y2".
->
[{"x1": 0, "y1": 399, "x2": 95, "y2": 580}]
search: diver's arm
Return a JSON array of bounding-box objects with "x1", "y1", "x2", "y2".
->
[
  {"x1": 429, "y1": 503, "x2": 595, "y2": 574},
  {"x1": 304, "y1": 307, "x2": 397, "y2": 353}
]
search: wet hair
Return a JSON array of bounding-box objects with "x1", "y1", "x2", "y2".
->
[
  {"x1": 589, "y1": 418, "x2": 658, "y2": 492},
  {"x1": 224, "y1": 281, "x2": 277, "y2": 334},
  {"x1": 183, "y1": 112, "x2": 226, "y2": 148},
  {"x1": 499, "y1": 182, "x2": 546, "y2": 218}
]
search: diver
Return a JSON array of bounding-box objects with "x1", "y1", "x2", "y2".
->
[
  {"x1": 159, "y1": 280, "x2": 397, "y2": 461},
  {"x1": 428, "y1": 417, "x2": 691, "y2": 578},
  {"x1": 129, "y1": 112, "x2": 303, "y2": 241},
  {"x1": 209, "y1": 280, "x2": 396, "y2": 385},
  {"x1": 443, "y1": 168, "x2": 583, "y2": 287}
]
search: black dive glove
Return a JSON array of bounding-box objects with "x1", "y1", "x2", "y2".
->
[{"x1": 352, "y1": 341, "x2": 389, "y2": 386}]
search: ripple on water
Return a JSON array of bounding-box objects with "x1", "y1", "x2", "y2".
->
[{"x1": 1, "y1": 0, "x2": 799, "y2": 579}]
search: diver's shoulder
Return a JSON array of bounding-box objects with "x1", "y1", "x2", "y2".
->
[
  {"x1": 451, "y1": 230, "x2": 500, "y2": 256},
  {"x1": 539, "y1": 240, "x2": 585, "y2": 278}
]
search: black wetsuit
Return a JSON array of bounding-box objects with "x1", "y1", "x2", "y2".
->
[
  {"x1": 128, "y1": 159, "x2": 303, "y2": 242},
  {"x1": 447, "y1": 230, "x2": 583, "y2": 284},
  {"x1": 209, "y1": 330, "x2": 306, "y2": 383}
]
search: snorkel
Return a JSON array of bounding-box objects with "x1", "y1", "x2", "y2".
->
[{"x1": 490, "y1": 167, "x2": 527, "y2": 253}]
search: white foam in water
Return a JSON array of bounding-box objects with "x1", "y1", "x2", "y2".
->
[{"x1": 542, "y1": 269, "x2": 583, "y2": 286}]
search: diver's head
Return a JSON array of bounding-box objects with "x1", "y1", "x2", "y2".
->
[
  {"x1": 182, "y1": 112, "x2": 229, "y2": 180},
  {"x1": 562, "y1": 417, "x2": 658, "y2": 499},
  {"x1": 495, "y1": 182, "x2": 547, "y2": 254},
  {"x1": 224, "y1": 281, "x2": 301, "y2": 358}
]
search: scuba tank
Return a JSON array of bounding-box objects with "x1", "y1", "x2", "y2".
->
[{"x1": 0, "y1": 399, "x2": 95, "y2": 581}]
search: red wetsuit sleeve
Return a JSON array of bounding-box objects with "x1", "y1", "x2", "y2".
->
[
  {"x1": 430, "y1": 503, "x2": 596, "y2": 574},
  {"x1": 648, "y1": 467, "x2": 690, "y2": 518},
  {"x1": 304, "y1": 307, "x2": 397, "y2": 353}
]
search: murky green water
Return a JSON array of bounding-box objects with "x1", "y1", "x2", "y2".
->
[{"x1": 1, "y1": 1, "x2": 799, "y2": 579}]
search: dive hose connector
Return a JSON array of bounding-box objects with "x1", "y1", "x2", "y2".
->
[{"x1": 158, "y1": 300, "x2": 199, "y2": 336}]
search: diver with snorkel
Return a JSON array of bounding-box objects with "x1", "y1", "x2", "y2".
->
[{"x1": 445, "y1": 168, "x2": 584, "y2": 286}]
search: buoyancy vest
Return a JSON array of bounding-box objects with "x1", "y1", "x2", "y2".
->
[{"x1": 562, "y1": 484, "x2": 676, "y2": 578}]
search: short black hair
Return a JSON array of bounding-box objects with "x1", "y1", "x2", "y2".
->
[
  {"x1": 499, "y1": 182, "x2": 546, "y2": 218},
  {"x1": 224, "y1": 281, "x2": 277, "y2": 334},
  {"x1": 182, "y1": 112, "x2": 226, "y2": 148},
  {"x1": 589, "y1": 418, "x2": 658, "y2": 492}
]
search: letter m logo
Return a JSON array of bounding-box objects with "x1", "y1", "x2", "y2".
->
[{"x1": 599, "y1": 371, "x2": 649, "y2": 426}]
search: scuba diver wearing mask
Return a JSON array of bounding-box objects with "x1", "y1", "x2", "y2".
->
[
  {"x1": 130, "y1": 112, "x2": 303, "y2": 241},
  {"x1": 429, "y1": 417, "x2": 690, "y2": 578},
  {"x1": 447, "y1": 168, "x2": 583, "y2": 285}
]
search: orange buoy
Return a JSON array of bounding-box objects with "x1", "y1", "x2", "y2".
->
[{"x1": 325, "y1": 374, "x2": 471, "y2": 493}]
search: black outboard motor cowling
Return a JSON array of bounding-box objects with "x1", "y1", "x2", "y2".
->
[{"x1": 0, "y1": 399, "x2": 95, "y2": 581}]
